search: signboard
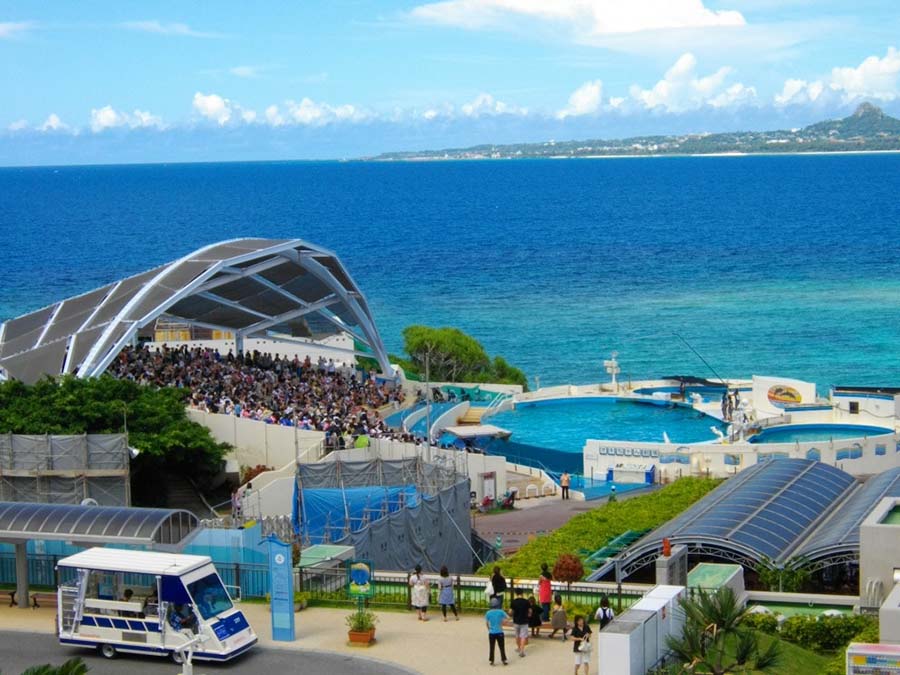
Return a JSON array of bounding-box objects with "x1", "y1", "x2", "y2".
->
[
  {"x1": 847, "y1": 642, "x2": 900, "y2": 675},
  {"x1": 482, "y1": 472, "x2": 496, "y2": 500},
  {"x1": 347, "y1": 560, "x2": 375, "y2": 599},
  {"x1": 267, "y1": 534, "x2": 295, "y2": 642}
]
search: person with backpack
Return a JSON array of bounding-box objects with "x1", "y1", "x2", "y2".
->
[{"x1": 594, "y1": 595, "x2": 614, "y2": 629}]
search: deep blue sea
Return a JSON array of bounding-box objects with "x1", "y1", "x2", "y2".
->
[{"x1": 2, "y1": 155, "x2": 900, "y2": 389}]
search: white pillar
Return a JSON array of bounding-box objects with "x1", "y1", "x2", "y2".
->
[{"x1": 15, "y1": 541, "x2": 29, "y2": 610}]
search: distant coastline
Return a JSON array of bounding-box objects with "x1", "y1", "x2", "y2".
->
[
  {"x1": 371, "y1": 148, "x2": 900, "y2": 162},
  {"x1": 368, "y1": 103, "x2": 900, "y2": 163}
]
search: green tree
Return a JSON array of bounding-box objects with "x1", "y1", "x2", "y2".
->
[
  {"x1": 667, "y1": 587, "x2": 780, "y2": 675},
  {"x1": 754, "y1": 556, "x2": 811, "y2": 593},
  {"x1": 401, "y1": 325, "x2": 527, "y2": 388},
  {"x1": 0, "y1": 376, "x2": 229, "y2": 507}
]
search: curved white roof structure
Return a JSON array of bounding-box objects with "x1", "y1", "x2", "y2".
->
[{"x1": 0, "y1": 238, "x2": 391, "y2": 384}]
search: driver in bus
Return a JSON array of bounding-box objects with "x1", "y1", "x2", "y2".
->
[{"x1": 169, "y1": 603, "x2": 198, "y2": 633}]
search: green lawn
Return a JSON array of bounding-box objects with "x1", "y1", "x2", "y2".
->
[{"x1": 760, "y1": 634, "x2": 831, "y2": 675}]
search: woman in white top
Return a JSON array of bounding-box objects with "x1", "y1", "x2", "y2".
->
[{"x1": 410, "y1": 564, "x2": 431, "y2": 621}]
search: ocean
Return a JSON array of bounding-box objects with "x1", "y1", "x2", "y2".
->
[{"x1": 2, "y1": 154, "x2": 900, "y2": 388}]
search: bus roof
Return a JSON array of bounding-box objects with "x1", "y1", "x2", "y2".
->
[{"x1": 57, "y1": 547, "x2": 212, "y2": 576}]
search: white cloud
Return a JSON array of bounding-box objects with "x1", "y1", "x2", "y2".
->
[
  {"x1": 283, "y1": 98, "x2": 367, "y2": 126},
  {"x1": 193, "y1": 92, "x2": 233, "y2": 125},
  {"x1": 90, "y1": 105, "x2": 163, "y2": 132},
  {"x1": 7, "y1": 119, "x2": 28, "y2": 131},
  {"x1": 460, "y1": 93, "x2": 526, "y2": 117},
  {"x1": 628, "y1": 52, "x2": 754, "y2": 112},
  {"x1": 0, "y1": 21, "x2": 32, "y2": 39},
  {"x1": 121, "y1": 20, "x2": 220, "y2": 38},
  {"x1": 39, "y1": 113, "x2": 67, "y2": 132},
  {"x1": 557, "y1": 80, "x2": 603, "y2": 119},
  {"x1": 829, "y1": 47, "x2": 900, "y2": 101},
  {"x1": 265, "y1": 105, "x2": 285, "y2": 127},
  {"x1": 775, "y1": 47, "x2": 900, "y2": 107},
  {"x1": 241, "y1": 109, "x2": 258, "y2": 123},
  {"x1": 230, "y1": 65, "x2": 259, "y2": 79},
  {"x1": 411, "y1": 0, "x2": 745, "y2": 36}
]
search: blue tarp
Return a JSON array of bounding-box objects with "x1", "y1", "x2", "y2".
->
[{"x1": 296, "y1": 485, "x2": 419, "y2": 544}]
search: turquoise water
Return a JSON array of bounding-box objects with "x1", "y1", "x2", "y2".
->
[
  {"x1": 3, "y1": 155, "x2": 900, "y2": 388},
  {"x1": 489, "y1": 398, "x2": 721, "y2": 453},
  {"x1": 749, "y1": 423, "x2": 893, "y2": 444}
]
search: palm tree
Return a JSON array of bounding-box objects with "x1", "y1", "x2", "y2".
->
[
  {"x1": 666, "y1": 587, "x2": 780, "y2": 674},
  {"x1": 21, "y1": 657, "x2": 89, "y2": 675}
]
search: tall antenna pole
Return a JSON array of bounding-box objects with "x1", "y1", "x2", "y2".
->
[{"x1": 673, "y1": 333, "x2": 727, "y2": 386}]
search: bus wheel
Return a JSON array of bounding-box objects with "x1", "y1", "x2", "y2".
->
[
  {"x1": 171, "y1": 650, "x2": 185, "y2": 664},
  {"x1": 98, "y1": 643, "x2": 117, "y2": 659}
]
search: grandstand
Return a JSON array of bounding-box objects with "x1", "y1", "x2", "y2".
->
[
  {"x1": 589, "y1": 458, "x2": 900, "y2": 581},
  {"x1": 0, "y1": 238, "x2": 392, "y2": 384}
]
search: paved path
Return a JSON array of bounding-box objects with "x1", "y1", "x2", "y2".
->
[
  {"x1": 0, "y1": 599, "x2": 589, "y2": 674},
  {"x1": 0, "y1": 631, "x2": 415, "y2": 674}
]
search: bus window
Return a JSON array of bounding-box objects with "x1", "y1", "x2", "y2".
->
[{"x1": 187, "y1": 574, "x2": 233, "y2": 620}]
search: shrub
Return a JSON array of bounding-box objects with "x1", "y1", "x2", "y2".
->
[
  {"x1": 742, "y1": 612, "x2": 779, "y2": 634},
  {"x1": 823, "y1": 620, "x2": 880, "y2": 675},
  {"x1": 346, "y1": 608, "x2": 379, "y2": 632},
  {"x1": 553, "y1": 553, "x2": 585, "y2": 591},
  {"x1": 781, "y1": 614, "x2": 875, "y2": 653},
  {"x1": 240, "y1": 464, "x2": 273, "y2": 483}
]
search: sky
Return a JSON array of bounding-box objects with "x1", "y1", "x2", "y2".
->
[{"x1": 2, "y1": 1, "x2": 900, "y2": 165}]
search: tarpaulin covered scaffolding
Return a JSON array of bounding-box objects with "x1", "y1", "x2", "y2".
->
[
  {"x1": 292, "y1": 457, "x2": 473, "y2": 573},
  {"x1": 0, "y1": 434, "x2": 130, "y2": 505}
]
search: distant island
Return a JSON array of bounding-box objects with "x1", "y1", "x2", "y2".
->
[{"x1": 370, "y1": 103, "x2": 900, "y2": 161}]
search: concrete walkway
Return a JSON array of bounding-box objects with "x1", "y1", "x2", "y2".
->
[{"x1": 0, "y1": 601, "x2": 588, "y2": 674}]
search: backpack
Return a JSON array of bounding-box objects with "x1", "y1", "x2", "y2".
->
[{"x1": 598, "y1": 606, "x2": 614, "y2": 628}]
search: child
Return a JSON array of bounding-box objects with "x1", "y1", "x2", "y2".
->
[{"x1": 528, "y1": 594, "x2": 543, "y2": 638}]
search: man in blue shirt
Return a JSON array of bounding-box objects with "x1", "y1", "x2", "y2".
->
[{"x1": 485, "y1": 596, "x2": 510, "y2": 666}]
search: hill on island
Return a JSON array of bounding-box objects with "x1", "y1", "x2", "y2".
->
[{"x1": 371, "y1": 103, "x2": 900, "y2": 161}]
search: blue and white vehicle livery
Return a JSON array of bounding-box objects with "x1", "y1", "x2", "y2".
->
[{"x1": 56, "y1": 548, "x2": 257, "y2": 663}]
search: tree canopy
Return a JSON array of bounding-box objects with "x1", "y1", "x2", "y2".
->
[
  {"x1": 0, "y1": 376, "x2": 229, "y2": 506},
  {"x1": 400, "y1": 325, "x2": 527, "y2": 389}
]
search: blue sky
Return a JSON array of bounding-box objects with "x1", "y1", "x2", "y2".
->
[{"x1": 2, "y1": 1, "x2": 900, "y2": 164}]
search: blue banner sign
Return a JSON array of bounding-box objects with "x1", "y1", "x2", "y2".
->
[{"x1": 267, "y1": 534, "x2": 295, "y2": 642}]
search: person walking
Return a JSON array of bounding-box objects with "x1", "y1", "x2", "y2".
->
[
  {"x1": 571, "y1": 615, "x2": 593, "y2": 675},
  {"x1": 485, "y1": 596, "x2": 510, "y2": 666},
  {"x1": 510, "y1": 588, "x2": 530, "y2": 657},
  {"x1": 549, "y1": 593, "x2": 568, "y2": 640},
  {"x1": 438, "y1": 565, "x2": 459, "y2": 621},
  {"x1": 594, "y1": 595, "x2": 615, "y2": 629},
  {"x1": 538, "y1": 562, "x2": 553, "y2": 621},
  {"x1": 410, "y1": 564, "x2": 431, "y2": 621},
  {"x1": 490, "y1": 566, "x2": 508, "y2": 606},
  {"x1": 560, "y1": 472, "x2": 571, "y2": 500}
]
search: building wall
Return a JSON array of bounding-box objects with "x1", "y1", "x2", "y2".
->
[{"x1": 861, "y1": 498, "x2": 900, "y2": 611}]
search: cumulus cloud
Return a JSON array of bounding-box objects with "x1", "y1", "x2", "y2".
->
[
  {"x1": 121, "y1": 20, "x2": 220, "y2": 38},
  {"x1": 410, "y1": 0, "x2": 745, "y2": 36},
  {"x1": 90, "y1": 105, "x2": 163, "y2": 132},
  {"x1": 628, "y1": 52, "x2": 754, "y2": 112},
  {"x1": 193, "y1": 92, "x2": 235, "y2": 125},
  {"x1": 39, "y1": 114, "x2": 67, "y2": 132},
  {"x1": 0, "y1": 21, "x2": 32, "y2": 39},
  {"x1": 775, "y1": 47, "x2": 900, "y2": 106},
  {"x1": 557, "y1": 80, "x2": 603, "y2": 119},
  {"x1": 460, "y1": 93, "x2": 526, "y2": 117},
  {"x1": 265, "y1": 105, "x2": 285, "y2": 127}
]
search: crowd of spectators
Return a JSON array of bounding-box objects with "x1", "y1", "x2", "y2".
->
[{"x1": 109, "y1": 345, "x2": 406, "y2": 447}]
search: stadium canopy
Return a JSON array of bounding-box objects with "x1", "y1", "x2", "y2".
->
[
  {"x1": 590, "y1": 458, "x2": 877, "y2": 580},
  {"x1": 0, "y1": 238, "x2": 391, "y2": 384}
]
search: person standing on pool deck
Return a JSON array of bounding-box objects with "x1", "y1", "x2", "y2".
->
[
  {"x1": 485, "y1": 596, "x2": 510, "y2": 666},
  {"x1": 410, "y1": 564, "x2": 431, "y2": 621},
  {"x1": 560, "y1": 472, "x2": 571, "y2": 500},
  {"x1": 438, "y1": 565, "x2": 459, "y2": 621}
]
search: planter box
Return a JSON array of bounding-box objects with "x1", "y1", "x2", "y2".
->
[{"x1": 347, "y1": 629, "x2": 376, "y2": 646}]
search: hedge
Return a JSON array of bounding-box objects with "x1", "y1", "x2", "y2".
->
[{"x1": 478, "y1": 477, "x2": 720, "y2": 578}]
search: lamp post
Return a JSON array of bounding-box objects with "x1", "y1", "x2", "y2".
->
[{"x1": 425, "y1": 351, "x2": 432, "y2": 463}]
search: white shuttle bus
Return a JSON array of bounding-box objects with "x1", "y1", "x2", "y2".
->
[{"x1": 56, "y1": 548, "x2": 257, "y2": 663}]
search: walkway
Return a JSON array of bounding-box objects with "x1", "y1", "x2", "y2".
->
[{"x1": 0, "y1": 600, "x2": 591, "y2": 674}]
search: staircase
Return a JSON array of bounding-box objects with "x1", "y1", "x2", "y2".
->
[
  {"x1": 458, "y1": 407, "x2": 486, "y2": 425},
  {"x1": 164, "y1": 472, "x2": 216, "y2": 518},
  {"x1": 59, "y1": 585, "x2": 81, "y2": 635}
]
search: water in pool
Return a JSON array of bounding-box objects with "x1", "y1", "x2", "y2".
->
[
  {"x1": 488, "y1": 398, "x2": 721, "y2": 453},
  {"x1": 749, "y1": 424, "x2": 893, "y2": 444}
]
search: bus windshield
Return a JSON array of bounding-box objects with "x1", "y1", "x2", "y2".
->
[{"x1": 186, "y1": 573, "x2": 233, "y2": 620}]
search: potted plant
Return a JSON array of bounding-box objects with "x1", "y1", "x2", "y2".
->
[
  {"x1": 294, "y1": 591, "x2": 309, "y2": 612},
  {"x1": 346, "y1": 607, "x2": 378, "y2": 645}
]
